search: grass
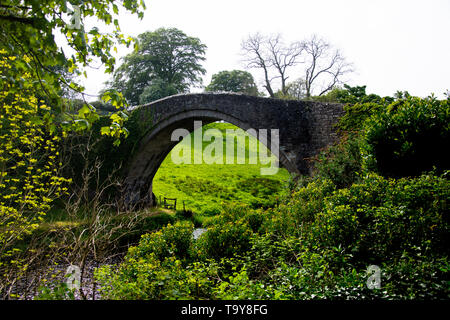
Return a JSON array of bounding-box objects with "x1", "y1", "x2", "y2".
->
[{"x1": 153, "y1": 122, "x2": 291, "y2": 217}]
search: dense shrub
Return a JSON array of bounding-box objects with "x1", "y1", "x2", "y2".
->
[
  {"x1": 127, "y1": 221, "x2": 194, "y2": 261},
  {"x1": 94, "y1": 171, "x2": 449, "y2": 300},
  {"x1": 262, "y1": 178, "x2": 335, "y2": 237},
  {"x1": 363, "y1": 96, "x2": 450, "y2": 177},
  {"x1": 95, "y1": 254, "x2": 218, "y2": 299},
  {"x1": 338, "y1": 102, "x2": 385, "y2": 131},
  {"x1": 195, "y1": 205, "x2": 254, "y2": 260},
  {"x1": 309, "y1": 173, "x2": 449, "y2": 266},
  {"x1": 334, "y1": 85, "x2": 388, "y2": 105},
  {"x1": 313, "y1": 133, "x2": 363, "y2": 188}
]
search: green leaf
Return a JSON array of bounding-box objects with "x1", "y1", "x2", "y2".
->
[{"x1": 101, "y1": 126, "x2": 111, "y2": 135}]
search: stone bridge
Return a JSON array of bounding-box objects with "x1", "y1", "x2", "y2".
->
[{"x1": 123, "y1": 93, "x2": 344, "y2": 206}]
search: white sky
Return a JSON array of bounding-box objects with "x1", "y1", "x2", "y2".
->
[{"x1": 79, "y1": 0, "x2": 450, "y2": 101}]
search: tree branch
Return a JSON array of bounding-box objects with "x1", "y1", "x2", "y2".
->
[{"x1": 0, "y1": 14, "x2": 35, "y2": 25}]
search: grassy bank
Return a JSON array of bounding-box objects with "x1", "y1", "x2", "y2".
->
[{"x1": 153, "y1": 122, "x2": 291, "y2": 216}]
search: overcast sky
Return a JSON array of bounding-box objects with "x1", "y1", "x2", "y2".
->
[{"x1": 79, "y1": 0, "x2": 450, "y2": 101}]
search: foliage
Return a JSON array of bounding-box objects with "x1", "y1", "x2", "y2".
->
[
  {"x1": 338, "y1": 102, "x2": 385, "y2": 132},
  {"x1": 195, "y1": 205, "x2": 255, "y2": 260},
  {"x1": 363, "y1": 95, "x2": 450, "y2": 177},
  {"x1": 35, "y1": 282, "x2": 76, "y2": 300},
  {"x1": 138, "y1": 78, "x2": 178, "y2": 105},
  {"x1": 0, "y1": 54, "x2": 71, "y2": 294},
  {"x1": 88, "y1": 100, "x2": 118, "y2": 116},
  {"x1": 334, "y1": 85, "x2": 388, "y2": 105},
  {"x1": 313, "y1": 133, "x2": 363, "y2": 188},
  {"x1": 127, "y1": 221, "x2": 194, "y2": 262},
  {"x1": 108, "y1": 27, "x2": 207, "y2": 105},
  {"x1": 0, "y1": 0, "x2": 145, "y2": 145},
  {"x1": 95, "y1": 254, "x2": 219, "y2": 300},
  {"x1": 205, "y1": 70, "x2": 259, "y2": 96},
  {"x1": 94, "y1": 170, "x2": 449, "y2": 300},
  {"x1": 262, "y1": 178, "x2": 335, "y2": 237},
  {"x1": 311, "y1": 173, "x2": 449, "y2": 264},
  {"x1": 95, "y1": 221, "x2": 219, "y2": 300}
]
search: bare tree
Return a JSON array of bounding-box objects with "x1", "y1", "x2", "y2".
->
[
  {"x1": 267, "y1": 34, "x2": 303, "y2": 96},
  {"x1": 241, "y1": 33, "x2": 303, "y2": 97},
  {"x1": 302, "y1": 35, "x2": 353, "y2": 98},
  {"x1": 241, "y1": 33, "x2": 275, "y2": 97}
]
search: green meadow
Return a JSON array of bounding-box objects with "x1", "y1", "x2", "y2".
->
[{"x1": 153, "y1": 122, "x2": 291, "y2": 216}]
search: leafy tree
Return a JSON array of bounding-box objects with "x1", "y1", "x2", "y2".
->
[
  {"x1": 0, "y1": 53, "x2": 71, "y2": 295},
  {"x1": 139, "y1": 78, "x2": 178, "y2": 104},
  {"x1": 0, "y1": 0, "x2": 145, "y2": 143},
  {"x1": 0, "y1": 0, "x2": 145, "y2": 297},
  {"x1": 109, "y1": 28, "x2": 207, "y2": 105},
  {"x1": 281, "y1": 78, "x2": 307, "y2": 100},
  {"x1": 205, "y1": 70, "x2": 259, "y2": 96},
  {"x1": 333, "y1": 84, "x2": 388, "y2": 105}
]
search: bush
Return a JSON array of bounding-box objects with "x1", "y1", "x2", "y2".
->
[
  {"x1": 314, "y1": 133, "x2": 363, "y2": 188},
  {"x1": 262, "y1": 178, "x2": 335, "y2": 237},
  {"x1": 310, "y1": 173, "x2": 449, "y2": 266},
  {"x1": 95, "y1": 254, "x2": 218, "y2": 300},
  {"x1": 127, "y1": 221, "x2": 194, "y2": 261},
  {"x1": 363, "y1": 96, "x2": 450, "y2": 178},
  {"x1": 95, "y1": 220, "x2": 219, "y2": 300},
  {"x1": 338, "y1": 102, "x2": 385, "y2": 131},
  {"x1": 93, "y1": 171, "x2": 449, "y2": 300},
  {"x1": 142, "y1": 213, "x2": 176, "y2": 230},
  {"x1": 195, "y1": 206, "x2": 254, "y2": 260}
]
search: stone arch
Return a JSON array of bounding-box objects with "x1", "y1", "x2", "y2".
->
[
  {"x1": 123, "y1": 93, "x2": 344, "y2": 206},
  {"x1": 124, "y1": 109, "x2": 294, "y2": 206}
]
